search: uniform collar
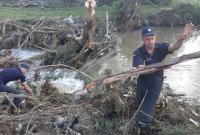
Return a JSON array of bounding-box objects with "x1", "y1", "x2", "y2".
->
[{"x1": 16, "y1": 67, "x2": 24, "y2": 76}]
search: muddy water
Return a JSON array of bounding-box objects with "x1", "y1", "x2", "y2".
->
[{"x1": 99, "y1": 27, "x2": 200, "y2": 99}]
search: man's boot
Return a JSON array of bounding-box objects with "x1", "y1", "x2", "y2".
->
[
  {"x1": 9, "y1": 106, "x2": 22, "y2": 114},
  {"x1": 134, "y1": 125, "x2": 151, "y2": 135},
  {"x1": 151, "y1": 127, "x2": 162, "y2": 135}
]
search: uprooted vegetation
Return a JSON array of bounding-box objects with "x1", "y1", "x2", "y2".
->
[
  {"x1": 1, "y1": 73, "x2": 200, "y2": 135},
  {"x1": 0, "y1": 17, "x2": 116, "y2": 68}
]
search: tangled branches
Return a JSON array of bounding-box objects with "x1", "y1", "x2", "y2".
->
[{"x1": 0, "y1": 50, "x2": 18, "y2": 68}]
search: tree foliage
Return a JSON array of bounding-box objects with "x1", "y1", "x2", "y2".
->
[{"x1": 140, "y1": 0, "x2": 172, "y2": 5}]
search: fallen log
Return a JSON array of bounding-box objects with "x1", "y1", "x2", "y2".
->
[{"x1": 85, "y1": 51, "x2": 200, "y2": 90}]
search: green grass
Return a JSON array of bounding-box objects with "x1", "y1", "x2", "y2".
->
[
  {"x1": 0, "y1": 6, "x2": 115, "y2": 20},
  {"x1": 139, "y1": 5, "x2": 171, "y2": 16},
  {"x1": 172, "y1": 0, "x2": 200, "y2": 6},
  {"x1": 0, "y1": 0, "x2": 200, "y2": 20}
]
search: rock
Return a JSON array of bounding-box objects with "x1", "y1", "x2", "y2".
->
[
  {"x1": 16, "y1": 123, "x2": 23, "y2": 132},
  {"x1": 64, "y1": 15, "x2": 74, "y2": 24},
  {"x1": 54, "y1": 116, "x2": 65, "y2": 127}
]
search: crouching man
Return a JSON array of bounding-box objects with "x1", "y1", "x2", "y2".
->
[{"x1": 0, "y1": 63, "x2": 33, "y2": 112}]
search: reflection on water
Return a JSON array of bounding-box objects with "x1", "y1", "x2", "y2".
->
[{"x1": 99, "y1": 27, "x2": 200, "y2": 99}]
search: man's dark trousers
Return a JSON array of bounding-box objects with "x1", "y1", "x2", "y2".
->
[
  {"x1": 135, "y1": 76, "x2": 163, "y2": 125},
  {"x1": 0, "y1": 84, "x2": 22, "y2": 107}
]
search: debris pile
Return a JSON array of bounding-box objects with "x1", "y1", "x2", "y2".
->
[
  {"x1": 0, "y1": 50, "x2": 18, "y2": 68},
  {"x1": 0, "y1": 17, "x2": 116, "y2": 68},
  {"x1": 0, "y1": 72, "x2": 200, "y2": 135}
]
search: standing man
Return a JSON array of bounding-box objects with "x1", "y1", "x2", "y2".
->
[
  {"x1": 0, "y1": 63, "x2": 33, "y2": 112},
  {"x1": 132, "y1": 23, "x2": 195, "y2": 135}
]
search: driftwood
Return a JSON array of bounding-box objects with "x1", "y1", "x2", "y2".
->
[{"x1": 85, "y1": 51, "x2": 200, "y2": 90}]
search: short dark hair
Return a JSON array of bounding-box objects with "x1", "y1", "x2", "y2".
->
[{"x1": 19, "y1": 63, "x2": 30, "y2": 70}]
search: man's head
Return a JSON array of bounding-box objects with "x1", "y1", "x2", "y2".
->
[
  {"x1": 18, "y1": 63, "x2": 30, "y2": 74},
  {"x1": 142, "y1": 27, "x2": 156, "y2": 49}
]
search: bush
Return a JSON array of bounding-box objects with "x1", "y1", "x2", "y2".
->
[
  {"x1": 151, "y1": 0, "x2": 160, "y2": 5},
  {"x1": 140, "y1": 0, "x2": 172, "y2": 5},
  {"x1": 173, "y1": 3, "x2": 200, "y2": 25}
]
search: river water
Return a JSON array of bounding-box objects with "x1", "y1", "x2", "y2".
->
[{"x1": 98, "y1": 27, "x2": 200, "y2": 100}]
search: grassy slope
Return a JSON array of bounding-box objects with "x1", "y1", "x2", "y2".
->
[
  {"x1": 0, "y1": 6, "x2": 114, "y2": 20},
  {"x1": 0, "y1": 0, "x2": 199, "y2": 20}
]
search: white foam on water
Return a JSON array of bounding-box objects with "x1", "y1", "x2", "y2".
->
[
  {"x1": 11, "y1": 49, "x2": 44, "y2": 60},
  {"x1": 51, "y1": 77, "x2": 84, "y2": 94}
]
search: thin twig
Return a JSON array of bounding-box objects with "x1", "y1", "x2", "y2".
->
[
  {"x1": 68, "y1": 45, "x2": 87, "y2": 63},
  {"x1": 27, "y1": 124, "x2": 36, "y2": 134},
  {"x1": 4, "y1": 95, "x2": 17, "y2": 110},
  {"x1": 66, "y1": 128, "x2": 81, "y2": 135},
  {"x1": 0, "y1": 93, "x2": 39, "y2": 104},
  {"x1": 123, "y1": 90, "x2": 148, "y2": 135},
  {"x1": 25, "y1": 113, "x2": 34, "y2": 135},
  {"x1": 29, "y1": 43, "x2": 56, "y2": 53},
  {"x1": 2, "y1": 22, "x2": 30, "y2": 32},
  {"x1": 30, "y1": 64, "x2": 94, "y2": 80},
  {"x1": 96, "y1": 43, "x2": 114, "y2": 56},
  {"x1": 19, "y1": 18, "x2": 45, "y2": 49}
]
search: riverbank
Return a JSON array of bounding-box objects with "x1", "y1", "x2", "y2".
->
[
  {"x1": 114, "y1": 0, "x2": 200, "y2": 31},
  {"x1": 0, "y1": 1, "x2": 200, "y2": 134},
  {"x1": 0, "y1": 0, "x2": 199, "y2": 26}
]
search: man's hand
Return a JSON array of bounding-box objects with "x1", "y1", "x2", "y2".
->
[
  {"x1": 169, "y1": 23, "x2": 195, "y2": 52},
  {"x1": 180, "y1": 23, "x2": 195, "y2": 40},
  {"x1": 27, "y1": 89, "x2": 34, "y2": 96},
  {"x1": 21, "y1": 82, "x2": 34, "y2": 96},
  {"x1": 136, "y1": 65, "x2": 145, "y2": 68}
]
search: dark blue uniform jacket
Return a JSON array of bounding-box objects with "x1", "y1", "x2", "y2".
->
[
  {"x1": 133, "y1": 43, "x2": 170, "y2": 81},
  {"x1": 0, "y1": 67, "x2": 25, "y2": 85}
]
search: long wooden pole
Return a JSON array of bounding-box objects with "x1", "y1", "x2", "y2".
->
[{"x1": 84, "y1": 51, "x2": 200, "y2": 90}]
